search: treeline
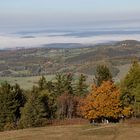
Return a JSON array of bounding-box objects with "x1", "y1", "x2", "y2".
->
[
  {"x1": 0, "y1": 73, "x2": 88, "y2": 131},
  {"x1": 0, "y1": 60, "x2": 140, "y2": 131}
]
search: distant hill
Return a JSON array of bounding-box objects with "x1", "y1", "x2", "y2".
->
[
  {"x1": 0, "y1": 40, "x2": 139, "y2": 81},
  {"x1": 115, "y1": 40, "x2": 140, "y2": 47},
  {"x1": 42, "y1": 43, "x2": 86, "y2": 48}
]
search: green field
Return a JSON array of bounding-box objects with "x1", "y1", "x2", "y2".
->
[
  {"x1": 114, "y1": 64, "x2": 130, "y2": 82},
  {"x1": 0, "y1": 123, "x2": 140, "y2": 140},
  {"x1": 0, "y1": 65, "x2": 129, "y2": 90},
  {"x1": 0, "y1": 75, "x2": 55, "y2": 90}
]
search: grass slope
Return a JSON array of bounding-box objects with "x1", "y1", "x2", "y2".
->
[{"x1": 0, "y1": 123, "x2": 140, "y2": 140}]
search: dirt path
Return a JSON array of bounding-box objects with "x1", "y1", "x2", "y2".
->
[{"x1": 83, "y1": 124, "x2": 118, "y2": 131}]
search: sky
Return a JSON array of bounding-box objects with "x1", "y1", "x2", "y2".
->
[
  {"x1": 0, "y1": 0, "x2": 140, "y2": 30},
  {"x1": 1, "y1": 0, "x2": 140, "y2": 49}
]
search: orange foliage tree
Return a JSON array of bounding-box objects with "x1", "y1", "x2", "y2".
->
[{"x1": 80, "y1": 81, "x2": 122, "y2": 122}]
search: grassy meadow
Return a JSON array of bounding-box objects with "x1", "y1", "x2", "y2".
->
[
  {"x1": 0, "y1": 123, "x2": 140, "y2": 140},
  {"x1": 0, "y1": 74, "x2": 94, "y2": 90},
  {"x1": 0, "y1": 75, "x2": 55, "y2": 90},
  {"x1": 0, "y1": 63, "x2": 130, "y2": 90}
]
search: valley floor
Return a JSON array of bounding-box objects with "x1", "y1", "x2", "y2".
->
[{"x1": 0, "y1": 123, "x2": 140, "y2": 140}]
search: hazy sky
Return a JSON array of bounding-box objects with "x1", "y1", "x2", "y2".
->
[{"x1": 0, "y1": 0, "x2": 140, "y2": 30}]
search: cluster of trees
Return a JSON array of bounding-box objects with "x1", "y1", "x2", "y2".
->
[
  {"x1": 0, "y1": 73, "x2": 88, "y2": 131},
  {"x1": 0, "y1": 61, "x2": 140, "y2": 131},
  {"x1": 81, "y1": 62, "x2": 140, "y2": 123}
]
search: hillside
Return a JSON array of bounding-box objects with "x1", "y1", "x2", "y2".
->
[
  {"x1": 0, "y1": 123, "x2": 140, "y2": 140},
  {"x1": 0, "y1": 40, "x2": 140, "y2": 86}
]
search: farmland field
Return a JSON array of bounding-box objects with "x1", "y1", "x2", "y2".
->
[
  {"x1": 0, "y1": 75, "x2": 55, "y2": 90},
  {"x1": 0, "y1": 123, "x2": 140, "y2": 140}
]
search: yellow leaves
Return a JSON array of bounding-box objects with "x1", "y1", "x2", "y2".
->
[
  {"x1": 122, "y1": 107, "x2": 133, "y2": 117},
  {"x1": 80, "y1": 81, "x2": 122, "y2": 120}
]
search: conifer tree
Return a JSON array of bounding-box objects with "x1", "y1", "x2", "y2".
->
[
  {"x1": 75, "y1": 74, "x2": 88, "y2": 96},
  {"x1": 19, "y1": 86, "x2": 47, "y2": 128},
  {"x1": 54, "y1": 73, "x2": 65, "y2": 96},
  {"x1": 0, "y1": 82, "x2": 25, "y2": 130},
  {"x1": 38, "y1": 76, "x2": 47, "y2": 90},
  {"x1": 95, "y1": 65, "x2": 112, "y2": 86},
  {"x1": 63, "y1": 73, "x2": 74, "y2": 95},
  {"x1": 46, "y1": 81, "x2": 54, "y2": 93},
  {"x1": 39, "y1": 90, "x2": 57, "y2": 119},
  {"x1": 121, "y1": 60, "x2": 140, "y2": 117}
]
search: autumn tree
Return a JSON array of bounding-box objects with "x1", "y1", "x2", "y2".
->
[
  {"x1": 57, "y1": 92, "x2": 79, "y2": 119},
  {"x1": 80, "y1": 81, "x2": 122, "y2": 122},
  {"x1": 94, "y1": 65, "x2": 112, "y2": 86}
]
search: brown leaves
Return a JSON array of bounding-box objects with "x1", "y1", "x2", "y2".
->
[
  {"x1": 57, "y1": 92, "x2": 80, "y2": 119},
  {"x1": 80, "y1": 81, "x2": 122, "y2": 120}
]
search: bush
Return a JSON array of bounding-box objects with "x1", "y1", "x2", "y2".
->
[{"x1": 4, "y1": 123, "x2": 15, "y2": 131}]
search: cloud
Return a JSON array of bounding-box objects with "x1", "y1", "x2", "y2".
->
[{"x1": 0, "y1": 33, "x2": 140, "y2": 49}]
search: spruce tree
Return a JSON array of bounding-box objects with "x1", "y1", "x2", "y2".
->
[
  {"x1": 121, "y1": 60, "x2": 140, "y2": 117},
  {"x1": 0, "y1": 82, "x2": 25, "y2": 130},
  {"x1": 19, "y1": 86, "x2": 47, "y2": 128},
  {"x1": 39, "y1": 90, "x2": 57, "y2": 119},
  {"x1": 95, "y1": 65, "x2": 112, "y2": 86},
  {"x1": 38, "y1": 76, "x2": 47, "y2": 90},
  {"x1": 54, "y1": 73, "x2": 65, "y2": 96},
  {"x1": 63, "y1": 73, "x2": 74, "y2": 95},
  {"x1": 75, "y1": 74, "x2": 88, "y2": 96},
  {"x1": 133, "y1": 85, "x2": 140, "y2": 117},
  {"x1": 46, "y1": 81, "x2": 54, "y2": 93}
]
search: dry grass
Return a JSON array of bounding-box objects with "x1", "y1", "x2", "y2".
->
[{"x1": 0, "y1": 123, "x2": 140, "y2": 140}]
